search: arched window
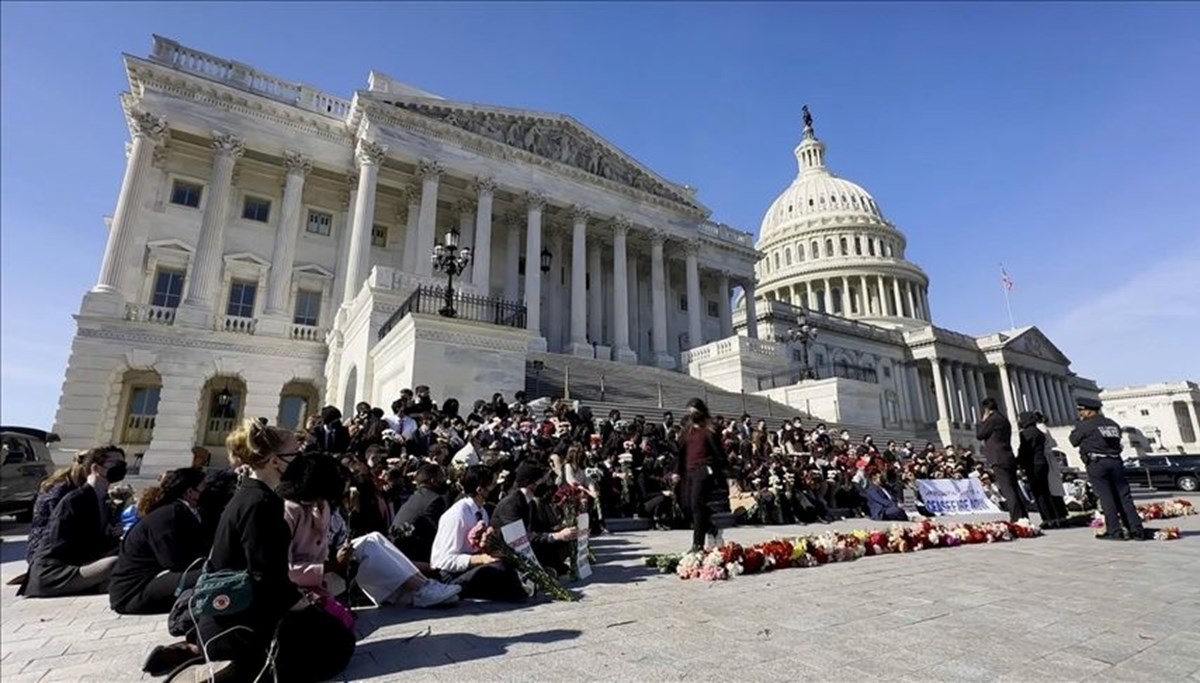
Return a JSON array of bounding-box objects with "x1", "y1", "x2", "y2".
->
[
  {"x1": 884, "y1": 242, "x2": 893, "y2": 257},
  {"x1": 854, "y1": 237, "x2": 862, "y2": 255},
  {"x1": 811, "y1": 240, "x2": 820, "y2": 258},
  {"x1": 868, "y1": 239, "x2": 876, "y2": 256},
  {"x1": 784, "y1": 248, "x2": 792, "y2": 266},
  {"x1": 798, "y1": 243, "x2": 805, "y2": 261},
  {"x1": 825, "y1": 239, "x2": 834, "y2": 257},
  {"x1": 839, "y1": 237, "x2": 848, "y2": 255},
  {"x1": 831, "y1": 288, "x2": 843, "y2": 315},
  {"x1": 774, "y1": 252, "x2": 781, "y2": 269}
]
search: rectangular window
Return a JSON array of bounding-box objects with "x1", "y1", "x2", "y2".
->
[
  {"x1": 680, "y1": 296, "x2": 688, "y2": 312},
  {"x1": 883, "y1": 366, "x2": 892, "y2": 379},
  {"x1": 707, "y1": 300, "x2": 719, "y2": 317},
  {"x1": 170, "y1": 180, "x2": 202, "y2": 208},
  {"x1": 226, "y1": 281, "x2": 257, "y2": 318},
  {"x1": 293, "y1": 289, "x2": 321, "y2": 326},
  {"x1": 242, "y1": 196, "x2": 271, "y2": 222},
  {"x1": 278, "y1": 395, "x2": 309, "y2": 431},
  {"x1": 122, "y1": 386, "x2": 161, "y2": 444},
  {"x1": 152, "y1": 269, "x2": 186, "y2": 308},
  {"x1": 1140, "y1": 409, "x2": 1150, "y2": 416},
  {"x1": 371, "y1": 223, "x2": 388, "y2": 248},
  {"x1": 306, "y1": 210, "x2": 332, "y2": 236}
]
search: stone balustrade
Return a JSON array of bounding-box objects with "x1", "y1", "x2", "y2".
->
[
  {"x1": 698, "y1": 220, "x2": 754, "y2": 247},
  {"x1": 125, "y1": 303, "x2": 176, "y2": 325},
  {"x1": 290, "y1": 324, "x2": 326, "y2": 342},
  {"x1": 220, "y1": 315, "x2": 257, "y2": 335}
]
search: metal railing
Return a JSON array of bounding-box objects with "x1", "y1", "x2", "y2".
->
[
  {"x1": 755, "y1": 362, "x2": 880, "y2": 390},
  {"x1": 378, "y1": 285, "x2": 527, "y2": 341}
]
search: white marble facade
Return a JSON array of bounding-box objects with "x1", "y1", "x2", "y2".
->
[
  {"x1": 1100, "y1": 381, "x2": 1200, "y2": 455},
  {"x1": 52, "y1": 36, "x2": 758, "y2": 472}
]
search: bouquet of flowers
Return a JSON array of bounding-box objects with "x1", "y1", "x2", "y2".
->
[
  {"x1": 552, "y1": 485, "x2": 592, "y2": 580},
  {"x1": 468, "y1": 520, "x2": 577, "y2": 602},
  {"x1": 644, "y1": 553, "x2": 682, "y2": 574},
  {"x1": 1091, "y1": 498, "x2": 1196, "y2": 535},
  {"x1": 1153, "y1": 527, "x2": 1181, "y2": 541}
]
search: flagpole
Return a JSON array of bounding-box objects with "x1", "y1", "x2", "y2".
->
[
  {"x1": 1000, "y1": 263, "x2": 1016, "y2": 331},
  {"x1": 1003, "y1": 284, "x2": 1015, "y2": 331}
]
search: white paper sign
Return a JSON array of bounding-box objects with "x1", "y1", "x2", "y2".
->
[
  {"x1": 500, "y1": 519, "x2": 542, "y2": 568},
  {"x1": 916, "y1": 479, "x2": 1001, "y2": 516},
  {"x1": 575, "y1": 513, "x2": 592, "y2": 580}
]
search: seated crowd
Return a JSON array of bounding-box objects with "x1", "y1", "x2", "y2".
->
[{"x1": 11, "y1": 384, "x2": 1089, "y2": 681}]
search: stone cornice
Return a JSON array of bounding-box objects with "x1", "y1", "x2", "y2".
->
[
  {"x1": 758, "y1": 220, "x2": 904, "y2": 250},
  {"x1": 758, "y1": 261, "x2": 930, "y2": 289},
  {"x1": 77, "y1": 324, "x2": 329, "y2": 361},
  {"x1": 357, "y1": 100, "x2": 709, "y2": 221}
]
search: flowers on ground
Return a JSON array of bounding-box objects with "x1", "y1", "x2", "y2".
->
[
  {"x1": 653, "y1": 519, "x2": 1045, "y2": 582},
  {"x1": 1092, "y1": 498, "x2": 1196, "y2": 537}
]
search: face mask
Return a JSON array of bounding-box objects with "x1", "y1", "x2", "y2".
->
[{"x1": 104, "y1": 461, "x2": 128, "y2": 484}]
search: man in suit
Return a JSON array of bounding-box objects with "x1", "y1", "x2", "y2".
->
[
  {"x1": 975, "y1": 397, "x2": 1028, "y2": 521},
  {"x1": 26, "y1": 447, "x2": 126, "y2": 597},
  {"x1": 310, "y1": 405, "x2": 350, "y2": 453},
  {"x1": 391, "y1": 464, "x2": 451, "y2": 562},
  {"x1": 491, "y1": 462, "x2": 578, "y2": 574},
  {"x1": 865, "y1": 470, "x2": 908, "y2": 521}
]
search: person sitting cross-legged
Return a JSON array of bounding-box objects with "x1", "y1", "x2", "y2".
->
[
  {"x1": 390, "y1": 463, "x2": 452, "y2": 563},
  {"x1": 430, "y1": 464, "x2": 528, "y2": 602},
  {"x1": 490, "y1": 462, "x2": 579, "y2": 577},
  {"x1": 865, "y1": 470, "x2": 909, "y2": 522}
]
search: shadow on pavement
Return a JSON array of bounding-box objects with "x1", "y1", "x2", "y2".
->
[{"x1": 352, "y1": 627, "x2": 582, "y2": 675}]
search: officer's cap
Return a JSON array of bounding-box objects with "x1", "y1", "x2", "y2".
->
[{"x1": 1075, "y1": 397, "x2": 1102, "y2": 410}]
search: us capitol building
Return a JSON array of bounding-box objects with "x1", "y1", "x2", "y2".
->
[{"x1": 59, "y1": 35, "x2": 1179, "y2": 474}]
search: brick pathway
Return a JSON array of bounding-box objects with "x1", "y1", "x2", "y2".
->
[{"x1": 3, "y1": 497, "x2": 1199, "y2": 682}]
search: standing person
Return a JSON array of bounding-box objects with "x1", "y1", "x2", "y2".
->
[
  {"x1": 1069, "y1": 398, "x2": 1147, "y2": 541},
  {"x1": 1035, "y1": 413, "x2": 1070, "y2": 521},
  {"x1": 1017, "y1": 411, "x2": 1060, "y2": 529},
  {"x1": 674, "y1": 398, "x2": 727, "y2": 553},
  {"x1": 109, "y1": 467, "x2": 208, "y2": 614},
  {"x1": 24, "y1": 447, "x2": 126, "y2": 598},
  {"x1": 975, "y1": 398, "x2": 1028, "y2": 521},
  {"x1": 141, "y1": 421, "x2": 355, "y2": 681}
]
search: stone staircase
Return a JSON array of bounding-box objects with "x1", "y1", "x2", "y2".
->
[{"x1": 523, "y1": 353, "x2": 940, "y2": 447}]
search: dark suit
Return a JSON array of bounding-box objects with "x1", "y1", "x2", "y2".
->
[
  {"x1": 865, "y1": 484, "x2": 908, "y2": 521},
  {"x1": 491, "y1": 490, "x2": 569, "y2": 575},
  {"x1": 976, "y1": 412, "x2": 1027, "y2": 521},
  {"x1": 1018, "y1": 424, "x2": 1057, "y2": 524},
  {"x1": 26, "y1": 485, "x2": 119, "y2": 597},
  {"x1": 390, "y1": 487, "x2": 448, "y2": 562},
  {"x1": 109, "y1": 500, "x2": 207, "y2": 614},
  {"x1": 310, "y1": 423, "x2": 351, "y2": 453}
]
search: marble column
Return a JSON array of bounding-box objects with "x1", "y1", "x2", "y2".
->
[
  {"x1": 263, "y1": 151, "x2": 311, "y2": 318},
  {"x1": 523, "y1": 193, "x2": 545, "y2": 346},
  {"x1": 612, "y1": 218, "x2": 634, "y2": 362},
  {"x1": 892, "y1": 278, "x2": 904, "y2": 317},
  {"x1": 471, "y1": 177, "x2": 496, "y2": 289},
  {"x1": 1059, "y1": 379, "x2": 1075, "y2": 423},
  {"x1": 567, "y1": 207, "x2": 590, "y2": 356},
  {"x1": 896, "y1": 361, "x2": 913, "y2": 425},
  {"x1": 906, "y1": 281, "x2": 918, "y2": 320},
  {"x1": 922, "y1": 288, "x2": 932, "y2": 321},
  {"x1": 805, "y1": 281, "x2": 814, "y2": 311},
  {"x1": 91, "y1": 110, "x2": 168, "y2": 303},
  {"x1": 178, "y1": 132, "x2": 244, "y2": 325},
  {"x1": 743, "y1": 280, "x2": 759, "y2": 339},
  {"x1": 650, "y1": 233, "x2": 671, "y2": 367},
  {"x1": 546, "y1": 227, "x2": 564, "y2": 352},
  {"x1": 946, "y1": 362, "x2": 963, "y2": 425},
  {"x1": 717, "y1": 270, "x2": 733, "y2": 338},
  {"x1": 839, "y1": 278, "x2": 850, "y2": 317},
  {"x1": 588, "y1": 234, "x2": 603, "y2": 344},
  {"x1": 339, "y1": 140, "x2": 386, "y2": 305},
  {"x1": 331, "y1": 174, "x2": 357, "y2": 310},
  {"x1": 950, "y1": 364, "x2": 969, "y2": 422},
  {"x1": 910, "y1": 365, "x2": 929, "y2": 423},
  {"x1": 963, "y1": 365, "x2": 980, "y2": 424},
  {"x1": 1034, "y1": 372, "x2": 1051, "y2": 419},
  {"x1": 400, "y1": 184, "x2": 420, "y2": 274},
  {"x1": 504, "y1": 214, "x2": 521, "y2": 302},
  {"x1": 823, "y1": 279, "x2": 833, "y2": 314},
  {"x1": 859, "y1": 275, "x2": 870, "y2": 315},
  {"x1": 930, "y1": 358, "x2": 950, "y2": 424},
  {"x1": 684, "y1": 241, "x2": 703, "y2": 349},
  {"x1": 628, "y1": 253, "x2": 641, "y2": 357},
  {"x1": 1046, "y1": 376, "x2": 1065, "y2": 425},
  {"x1": 413, "y1": 160, "x2": 442, "y2": 277}
]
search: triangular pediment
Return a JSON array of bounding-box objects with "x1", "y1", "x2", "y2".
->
[
  {"x1": 223, "y1": 252, "x2": 271, "y2": 268},
  {"x1": 366, "y1": 93, "x2": 705, "y2": 212},
  {"x1": 293, "y1": 263, "x2": 335, "y2": 279},
  {"x1": 1000, "y1": 326, "x2": 1071, "y2": 365},
  {"x1": 147, "y1": 238, "x2": 193, "y2": 254}
]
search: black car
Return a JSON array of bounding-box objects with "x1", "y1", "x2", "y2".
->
[
  {"x1": 1, "y1": 427, "x2": 59, "y2": 521},
  {"x1": 1123, "y1": 454, "x2": 1200, "y2": 493}
]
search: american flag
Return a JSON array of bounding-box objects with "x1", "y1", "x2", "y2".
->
[{"x1": 1000, "y1": 267, "x2": 1014, "y2": 292}]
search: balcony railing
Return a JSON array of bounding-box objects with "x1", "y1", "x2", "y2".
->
[
  {"x1": 755, "y1": 362, "x2": 880, "y2": 390},
  {"x1": 122, "y1": 414, "x2": 156, "y2": 444},
  {"x1": 290, "y1": 323, "x2": 326, "y2": 342},
  {"x1": 378, "y1": 286, "x2": 527, "y2": 341},
  {"x1": 220, "y1": 315, "x2": 257, "y2": 335},
  {"x1": 204, "y1": 417, "x2": 237, "y2": 447},
  {"x1": 126, "y1": 303, "x2": 176, "y2": 325}
]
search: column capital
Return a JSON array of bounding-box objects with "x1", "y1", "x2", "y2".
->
[
  {"x1": 474, "y1": 176, "x2": 498, "y2": 194},
  {"x1": 418, "y1": 157, "x2": 443, "y2": 180},
  {"x1": 612, "y1": 216, "x2": 631, "y2": 237},
  {"x1": 128, "y1": 109, "x2": 168, "y2": 143},
  {"x1": 356, "y1": 139, "x2": 388, "y2": 167},
  {"x1": 648, "y1": 228, "x2": 668, "y2": 246},
  {"x1": 525, "y1": 191, "x2": 547, "y2": 211},
  {"x1": 682, "y1": 239, "x2": 701, "y2": 257},
  {"x1": 454, "y1": 199, "x2": 475, "y2": 217},
  {"x1": 211, "y1": 132, "x2": 245, "y2": 159},
  {"x1": 283, "y1": 150, "x2": 312, "y2": 177},
  {"x1": 570, "y1": 205, "x2": 592, "y2": 223}
]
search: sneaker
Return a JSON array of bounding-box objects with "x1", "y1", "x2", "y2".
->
[{"x1": 412, "y1": 581, "x2": 462, "y2": 608}]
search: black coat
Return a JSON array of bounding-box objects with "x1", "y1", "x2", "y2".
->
[
  {"x1": 975, "y1": 412, "x2": 1016, "y2": 466},
  {"x1": 1018, "y1": 425, "x2": 1048, "y2": 471},
  {"x1": 390, "y1": 487, "x2": 448, "y2": 562},
  {"x1": 490, "y1": 489, "x2": 532, "y2": 532},
  {"x1": 26, "y1": 485, "x2": 118, "y2": 596},
  {"x1": 108, "y1": 500, "x2": 207, "y2": 611},
  {"x1": 310, "y1": 423, "x2": 351, "y2": 453}
]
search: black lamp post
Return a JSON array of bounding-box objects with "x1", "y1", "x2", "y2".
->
[
  {"x1": 431, "y1": 230, "x2": 472, "y2": 317},
  {"x1": 781, "y1": 313, "x2": 818, "y2": 380}
]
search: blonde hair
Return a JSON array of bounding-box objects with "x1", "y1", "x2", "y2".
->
[{"x1": 226, "y1": 419, "x2": 287, "y2": 469}]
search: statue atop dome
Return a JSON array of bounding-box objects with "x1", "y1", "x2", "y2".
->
[{"x1": 802, "y1": 105, "x2": 813, "y2": 131}]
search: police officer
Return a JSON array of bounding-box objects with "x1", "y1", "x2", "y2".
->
[{"x1": 1068, "y1": 397, "x2": 1147, "y2": 541}]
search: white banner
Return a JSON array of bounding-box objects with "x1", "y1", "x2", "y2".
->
[
  {"x1": 576, "y1": 513, "x2": 592, "y2": 580},
  {"x1": 916, "y1": 478, "x2": 1001, "y2": 516},
  {"x1": 500, "y1": 520, "x2": 542, "y2": 568}
]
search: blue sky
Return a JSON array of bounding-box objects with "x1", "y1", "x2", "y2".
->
[{"x1": 2, "y1": 2, "x2": 1198, "y2": 428}]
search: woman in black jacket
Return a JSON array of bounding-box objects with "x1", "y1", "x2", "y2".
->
[
  {"x1": 143, "y1": 421, "x2": 355, "y2": 682},
  {"x1": 109, "y1": 468, "x2": 208, "y2": 614},
  {"x1": 1017, "y1": 411, "x2": 1060, "y2": 528}
]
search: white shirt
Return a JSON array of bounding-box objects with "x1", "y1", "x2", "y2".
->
[
  {"x1": 431, "y1": 496, "x2": 487, "y2": 574},
  {"x1": 384, "y1": 414, "x2": 418, "y2": 441}
]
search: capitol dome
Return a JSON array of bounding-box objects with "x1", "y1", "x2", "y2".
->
[{"x1": 752, "y1": 113, "x2": 932, "y2": 329}]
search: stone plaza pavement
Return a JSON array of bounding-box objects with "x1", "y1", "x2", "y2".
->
[{"x1": 2, "y1": 496, "x2": 1198, "y2": 682}]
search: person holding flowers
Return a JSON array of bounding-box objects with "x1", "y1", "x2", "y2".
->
[{"x1": 491, "y1": 462, "x2": 579, "y2": 576}]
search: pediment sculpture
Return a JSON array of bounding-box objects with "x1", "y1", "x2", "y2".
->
[{"x1": 382, "y1": 100, "x2": 697, "y2": 208}]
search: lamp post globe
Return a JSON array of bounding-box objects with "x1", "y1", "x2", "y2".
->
[
  {"x1": 431, "y1": 230, "x2": 471, "y2": 318},
  {"x1": 782, "y1": 313, "x2": 818, "y2": 380}
]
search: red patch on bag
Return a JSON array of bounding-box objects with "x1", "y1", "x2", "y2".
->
[{"x1": 212, "y1": 594, "x2": 231, "y2": 611}]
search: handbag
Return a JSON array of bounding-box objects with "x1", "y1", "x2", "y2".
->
[{"x1": 173, "y1": 554, "x2": 254, "y2": 621}]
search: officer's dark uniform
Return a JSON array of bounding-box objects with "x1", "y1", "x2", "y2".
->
[{"x1": 1068, "y1": 397, "x2": 1145, "y2": 540}]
